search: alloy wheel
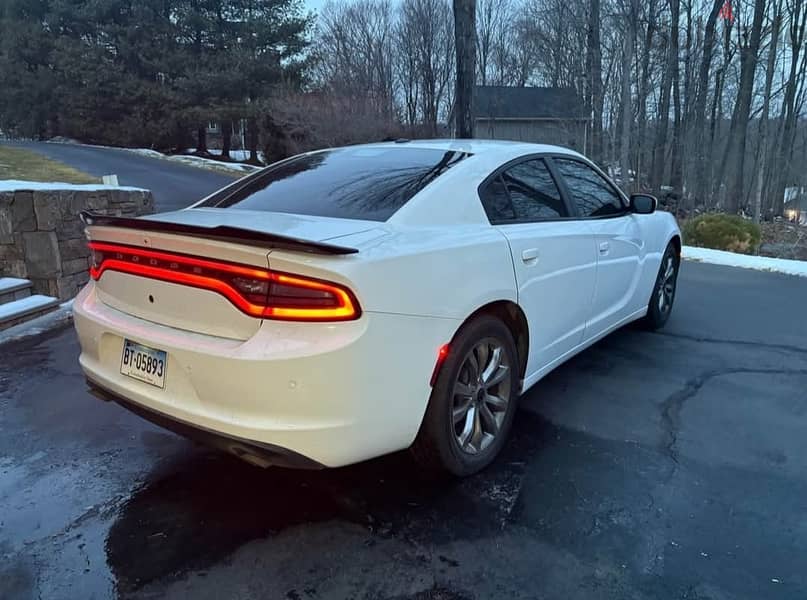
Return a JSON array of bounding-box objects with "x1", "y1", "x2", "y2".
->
[
  {"x1": 451, "y1": 338, "x2": 512, "y2": 455},
  {"x1": 657, "y1": 253, "x2": 677, "y2": 314}
]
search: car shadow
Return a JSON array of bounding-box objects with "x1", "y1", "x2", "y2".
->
[{"x1": 105, "y1": 410, "x2": 556, "y2": 595}]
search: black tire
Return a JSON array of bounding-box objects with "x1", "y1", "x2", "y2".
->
[
  {"x1": 641, "y1": 242, "x2": 680, "y2": 330},
  {"x1": 410, "y1": 315, "x2": 519, "y2": 477}
]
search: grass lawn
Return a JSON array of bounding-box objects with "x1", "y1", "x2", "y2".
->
[{"x1": 0, "y1": 145, "x2": 98, "y2": 184}]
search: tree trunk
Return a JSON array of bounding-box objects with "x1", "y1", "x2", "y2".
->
[
  {"x1": 636, "y1": 0, "x2": 657, "y2": 188},
  {"x1": 720, "y1": 0, "x2": 767, "y2": 214},
  {"x1": 770, "y1": 0, "x2": 806, "y2": 216},
  {"x1": 196, "y1": 126, "x2": 207, "y2": 154},
  {"x1": 650, "y1": 0, "x2": 677, "y2": 191},
  {"x1": 707, "y1": 23, "x2": 733, "y2": 205},
  {"x1": 670, "y1": 54, "x2": 682, "y2": 191},
  {"x1": 247, "y1": 117, "x2": 259, "y2": 164},
  {"x1": 587, "y1": 0, "x2": 603, "y2": 161},
  {"x1": 619, "y1": 0, "x2": 638, "y2": 194},
  {"x1": 668, "y1": 0, "x2": 683, "y2": 192},
  {"x1": 691, "y1": 0, "x2": 725, "y2": 203},
  {"x1": 755, "y1": 0, "x2": 782, "y2": 220},
  {"x1": 221, "y1": 120, "x2": 232, "y2": 160},
  {"x1": 453, "y1": 0, "x2": 476, "y2": 138}
]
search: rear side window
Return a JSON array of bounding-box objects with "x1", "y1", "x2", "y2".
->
[
  {"x1": 553, "y1": 158, "x2": 625, "y2": 217},
  {"x1": 502, "y1": 159, "x2": 567, "y2": 219},
  {"x1": 198, "y1": 147, "x2": 469, "y2": 221},
  {"x1": 479, "y1": 175, "x2": 516, "y2": 221},
  {"x1": 480, "y1": 158, "x2": 568, "y2": 222}
]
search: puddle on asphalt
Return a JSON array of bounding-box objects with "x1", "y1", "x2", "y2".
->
[{"x1": 105, "y1": 411, "x2": 556, "y2": 595}]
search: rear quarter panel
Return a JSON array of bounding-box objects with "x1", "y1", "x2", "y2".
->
[{"x1": 265, "y1": 225, "x2": 517, "y2": 321}]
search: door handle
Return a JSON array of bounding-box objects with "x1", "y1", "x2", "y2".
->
[
  {"x1": 598, "y1": 241, "x2": 610, "y2": 254},
  {"x1": 521, "y1": 248, "x2": 540, "y2": 263}
]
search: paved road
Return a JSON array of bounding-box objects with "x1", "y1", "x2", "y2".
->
[
  {"x1": 2, "y1": 141, "x2": 233, "y2": 212},
  {"x1": 2, "y1": 147, "x2": 807, "y2": 599},
  {"x1": 4, "y1": 263, "x2": 807, "y2": 600}
]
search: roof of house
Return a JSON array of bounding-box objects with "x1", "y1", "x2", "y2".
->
[{"x1": 473, "y1": 86, "x2": 588, "y2": 121}]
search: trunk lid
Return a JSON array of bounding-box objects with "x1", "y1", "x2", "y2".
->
[{"x1": 85, "y1": 209, "x2": 377, "y2": 340}]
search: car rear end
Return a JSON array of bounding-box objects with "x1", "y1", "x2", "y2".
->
[{"x1": 74, "y1": 145, "x2": 470, "y2": 468}]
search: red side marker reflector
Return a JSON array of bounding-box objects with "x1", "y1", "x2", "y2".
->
[{"x1": 430, "y1": 343, "x2": 450, "y2": 386}]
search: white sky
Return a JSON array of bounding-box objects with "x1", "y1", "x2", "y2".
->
[{"x1": 303, "y1": 0, "x2": 328, "y2": 15}]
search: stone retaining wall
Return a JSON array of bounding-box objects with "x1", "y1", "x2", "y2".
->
[{"x1": 0, "y1": 185, "x2": 154, "y2": 300}]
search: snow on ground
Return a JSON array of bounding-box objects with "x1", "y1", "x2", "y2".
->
[
  {"x1": 124, "y1": 148, "x2": 262, "y2": 174},
  {"x1": 163, "y1": 153, "x2": 262, "y2": 174},
  {"x1": 43, "y1": 139, "x2": 262, "y2": 175},
  {"x1": 181, "y1": 148, "x2": 266, "y2": 162},
  {"x1": 683, "y1": 245, "x2": 807, "y2": 278},
  {"x1": 0, "y1": 180, "x2": 147, "y2": 192},
  {"x1": 0, "y1": 300, "x2": 74, "y2": 347},
  {"x1": 45, "y1": 140, "x2": 263, "y2": 175}
]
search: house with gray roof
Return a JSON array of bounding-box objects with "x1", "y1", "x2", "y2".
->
[{"x1": 473, "y1": 86, "x2": 589, "y2": 152}]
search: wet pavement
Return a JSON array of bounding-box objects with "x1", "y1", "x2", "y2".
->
[{"x1": 2, "y1": 261, "x2": 807, "y2": 599}]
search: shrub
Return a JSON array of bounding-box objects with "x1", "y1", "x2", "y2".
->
[{"x1": 682, "y1": 213, "x2": 761, "y2": 255}]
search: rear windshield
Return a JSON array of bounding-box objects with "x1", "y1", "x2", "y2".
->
[{"x1": 198, "y1": 146, "x2": 470, "y2": 221}]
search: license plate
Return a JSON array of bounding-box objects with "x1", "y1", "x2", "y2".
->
[{"x1": 120, "y1": 339, "x2": 167, "y2": 388}]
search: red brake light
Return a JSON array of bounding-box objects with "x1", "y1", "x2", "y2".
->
[{"x1": 88, "y1": 242, "x2": 360, "y2": 321}]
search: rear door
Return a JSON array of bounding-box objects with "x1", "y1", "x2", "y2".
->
[
  {"x1": 551, "y1": 157, "x2": 644, "y2": 338},
  {"x1": 480, "y1": 157, "x2": 598, "y2": 377}
]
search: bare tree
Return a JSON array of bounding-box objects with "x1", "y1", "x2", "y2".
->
[
  {"x1": 476, "y1": 0, "x2": 510, "y2": 85},
  {"x1": 717, "y1": 0, "x2": 767, "y2": 213},
  {"x1": 399, "y1": 0, "x2": 455, "y2": 134},
  {"x1": 650, "y1": 0, "x2": 679, "y2": 190},
  {"x1": 586, "y1": 0, "x2": 603, "y2": 160},
  {"x1": 753, "y1": 0, "x2": 782, "y2": 220},
  {"x1": 769, "y1": 0, "x2": 807, "y2": 215},
  {"x1": 690, "y1": 0, "x2": 725, "y2": 203},
  {"x1": 619, "y1": 0, "x2": 640, "y2": 192}
]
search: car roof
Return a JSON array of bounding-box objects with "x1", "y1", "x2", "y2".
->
[
  {"x1": 376, "y1": 140, "x2": 590, "y2": 227},
  {"x1": 353, "y1": 138, "x2": 583, "y2": 160}
]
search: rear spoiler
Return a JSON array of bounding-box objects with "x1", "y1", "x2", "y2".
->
[{"x1": 80, "y1": 212, "x2": 359, "y2": 256}]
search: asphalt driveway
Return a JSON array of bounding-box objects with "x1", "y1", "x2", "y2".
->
[
  {"x1": 2, "y1": 262, "x2": 806, "y2": 600},
  {"x1": 2, "y1": 144, "x2": 807, "y2": 599},
  {"x1": 1, "y1": 141, "x2": 233, "y2": 213}
]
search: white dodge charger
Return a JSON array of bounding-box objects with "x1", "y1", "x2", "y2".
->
[{"x1": 74, "y1": 140, "x2": 681, "y2": 476}]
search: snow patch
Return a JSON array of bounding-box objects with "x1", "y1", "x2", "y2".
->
[
  {"x1": 0, "y1": 179, "x2": 147, "y2": 192},
  {"x1": 0, "y1": 294, "x2": 59, "y2": 321},
  {"x1": 46, "y1": 140, "x2": 263, "y2": 175},
  {"x1": 0, "y1": 300, "x2": 73, "y2": 346},
  {"x1": 683, "y1": 245, "x2": 807, "y2": 278},
  {"x1": 165, "y1": 154, "x2": 262, "y2": 174}
]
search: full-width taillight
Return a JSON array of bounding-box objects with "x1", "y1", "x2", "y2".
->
[{"x1": 88, "y1": 242, "x2": 360, "y2": 321}]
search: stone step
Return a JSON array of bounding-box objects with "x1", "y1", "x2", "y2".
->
[
  {"x1": 0, "y1": 294, "x2": 61, "y2": 331},
  {"x1": 0, "y1": 277, "x2": 33, "y2": 306}
]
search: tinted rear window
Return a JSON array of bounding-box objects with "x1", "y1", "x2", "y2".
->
[{"x1": 199, "y1": 147, "x2": 470, "y2": 221}]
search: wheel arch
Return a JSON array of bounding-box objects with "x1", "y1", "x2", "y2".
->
[
  {"x1": 444, "y1": 300, "x2": 530, "y2": 391},
  {"x1": 669, "y1": 233, "x2": 682, "y2": 256}
]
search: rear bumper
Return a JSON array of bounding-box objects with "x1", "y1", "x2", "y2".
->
[
  {"x1": 87, "y1": 378, "x2": 324, "y2": 468},
  {"x1": 73, "y1": 282, "x2": 460, "y2": 467}
]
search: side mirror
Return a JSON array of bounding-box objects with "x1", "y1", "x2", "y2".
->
[{"x1": 630, "y1": 193, "x2": 657, "y2": 214}]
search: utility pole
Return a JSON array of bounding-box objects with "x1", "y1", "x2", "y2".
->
[{"x1": 453, "y1": 0, "x2": 476, "y2": 139}]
